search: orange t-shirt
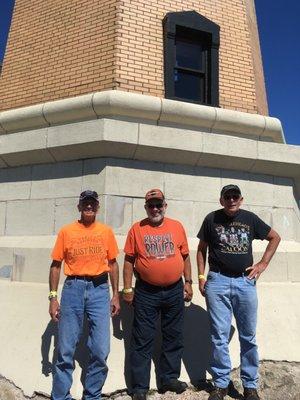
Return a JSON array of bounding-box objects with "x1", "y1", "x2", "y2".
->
[
  {"x1": 52, "y1": 221, "x2": 119, "y2": 276},
  {"x1": 124, "y1": 217, "x2": 189, "y2": 286}
]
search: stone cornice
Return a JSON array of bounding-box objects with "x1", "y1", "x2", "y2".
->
[{"x1": 0, "y1": 90, "x2": 284, "y2": 143}]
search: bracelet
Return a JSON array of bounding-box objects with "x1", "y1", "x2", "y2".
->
[
  {"x1": 198, "y1": 274, "x2": 206, "y2": 280},
  {"x1": 48, "y1": 290, "x2": 58, "y2": 300},
  {"x1": 122, "y1": 288, "x2": 133, "y2": 294}
]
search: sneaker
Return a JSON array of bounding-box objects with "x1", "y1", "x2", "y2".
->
[
  {"x1": 244, "y1": 388, "x2": 260, "y2": 400},
  {"x1": 160, "y1": 379, "x2": 188, "y2": 394},
  {"x1": 132, "y1": 393, "x2": 147, "y2": 400},
  {"x1": 208, "y1": 387, "x2": 228, "y2": 400}
]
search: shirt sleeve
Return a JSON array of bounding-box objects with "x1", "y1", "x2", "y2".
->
[
  {"x1": 253, "y1": 214, "x2": 271, "y2": 240},
  {"x1": 106, "y1": 227, "x2": 119, "y2": 260},
  {"x1": 197, "y1": 216, "x2": 210, "y2": 242},
  {"x1": 51, "y1": 229, "x2": 65, "y2": 261},
  {"x1": 124, "y1": 226, "x2": 136, "y2": 257}
]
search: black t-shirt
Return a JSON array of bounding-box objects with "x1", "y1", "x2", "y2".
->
[{"x1": 197, "y1": 209, "x2": 271, "y2": 274}]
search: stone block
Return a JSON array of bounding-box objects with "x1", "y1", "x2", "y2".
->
[
  {"x1": 273, "y1": 177, "x2": 296, "y2": 208},
  {"x1": 0, "y1": 119, "x2": 6, "y2": 134},
  {"x1": 244, "y1": 173, "x2": 274, "y2": 207},
  {"x1": 6, "y1": 199, "x2": 55, "y2": 235},
  {"x1": 0, "y1": 166, "x2": 31, "y2": 201},
  {"x1": 287, "y1": 252, "x2": 300, "y2": 282},
  {"x1": 93, "y1": 90, "x2": 161, "y2": 121},
  {"x1": 43, "y1": 93, "x2": 97, "y2": 125},
  {"x1": 82, "y1": 158, "x2": 107, "y2": 195},
  {"x1": 102, "y1": 195, "x2": 133, "y2": 235},
  {"x1": 272, "y1": 208, "x2": 298, "y2": 241},
  {"x1": 47, "y1": 119, "x2": 138, "y2": 161},
  {"x1": 0, "y1": 103, "x2": 48, "y2": 132},
  {"x1": 132, "y1": 198, "x2": 147, "y2": 224},
  {"x1": 0, "y1": 128, "x2": 54, "y2": 167},
  {"x1": 105, "y1": 159, "x2": 165, "y2": 198},
  {"x1": 159, "y1": 98, "x2": 215, "y2": 129},
  {"x1": 0, "y1": 202, "x2": 6, "y2": 235},
  {"x1": 200, "y1": 132, "x2": 257, "y2": 170},
  {"x1": 31, "y1": 161, "x2": 83, "y2": 199},
  {"x1": 213, "y1": 108, "x2": 265, "y2": 137},
  {"x1": 135, "y1": 124, "x2": 202, "y2": 166},
  {"x1": 264, "y1": 116, "x2": 284, "y2": 143},
  {"x1": 164, "y1": 165, "x2": 221, "y2": 202},
  {"x1": 166, "y1": 199, "x2": 195, "y2": 237},
  {"x1": 12, "y1": 248, "x2": 51, "y2": 283},
  {"x1": 253, "y1": 142, "x2": 300, "y2": 177},
  {"x1": 54, "y1": 197, "x2": 79, "y2": 233},
  {"x1": 254, "y1": 251, "x2": 288, "y2": 282}
]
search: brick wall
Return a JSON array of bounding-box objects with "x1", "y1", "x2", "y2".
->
[{"x1": 0, "y1": 0, "x2": 267, "y2": 115}]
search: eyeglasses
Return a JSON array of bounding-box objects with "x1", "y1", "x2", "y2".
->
[
  {"x1": 146, "y1": 202, "x2": 164, "y2": 209},
  {"x1": 223, "y1": 194, "x2": 240, "y2": 201}
]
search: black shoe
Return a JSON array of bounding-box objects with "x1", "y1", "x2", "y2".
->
[
  {"x1": 208, "y1": 387, "x2": 228, "y2": 400},
  {"x1": 160, "y1": 379, "x2": 188, "y2": 394},
  {"x1": 132, "y1": 393, "x2": 147, "y2": 400},
  {"x1": 244, "y1": 388, "x2": 260, "y2": 400}
]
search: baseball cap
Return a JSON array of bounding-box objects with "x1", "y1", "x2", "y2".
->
[
  {"x1": 220, "y1": 184, "x2": 241, "y2": 197},
  {"x1": 145, "y1": 189, "x2": 165, "y2": 202},
  {"x1": 79, "y1": 190, "x2": 99, "y2": 202}
]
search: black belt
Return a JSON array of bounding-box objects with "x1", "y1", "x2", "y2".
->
[
  {"x1": 67, "y1": 273, "x2": 108, "y2": 284},
  {"x1": 209, "y1": 267, "x2": 250, "y2": 278}
]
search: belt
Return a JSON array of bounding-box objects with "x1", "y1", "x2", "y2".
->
[
  {"x1": 67, "y1": 273, "x2": 108, "y2": 284},
  {"x1": 209, "y1": 267, "x2": 250, "y2": 278}
]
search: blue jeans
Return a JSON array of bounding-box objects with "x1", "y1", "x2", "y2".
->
[
  {"x1": 205, "y1": 271, "x2": 259, "y2": 389},
  {"x1": 130, "y1": 278, "x2": 184, "y2": 393},
  {"x1": 51, "y1": 277, "x2": 110, "y2": 400}
]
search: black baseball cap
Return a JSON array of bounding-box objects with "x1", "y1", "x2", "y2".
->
[
  {"x1": 220, "y1": 184, "x2": 241, "y2": 197},
  {"x1": 79, "y1": 190, "x2": 99, "y2": 202}
]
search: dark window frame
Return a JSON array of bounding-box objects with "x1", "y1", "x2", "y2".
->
[{"x1": 163, "y1": 11, "x2": 220, "y2": 106}]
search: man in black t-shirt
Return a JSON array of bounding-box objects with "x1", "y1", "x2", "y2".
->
[{"x1": 197, "y1": 185, "x2": 280, "y2": 400}]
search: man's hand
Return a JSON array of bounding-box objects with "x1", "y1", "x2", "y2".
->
[
  {"x1": 199, "y1": 278, "x2": 206, "y2": 297},
  {"x1": 246, "y1": 261, "x2": 268, "y2": 280},
  {"x1": 122, "y1": 291, "x2": 134, "y2": 306},
  {"x1": 184, "y1": 282, "x2": 193, "y2": 302},
  {"x1": 49, "y1": 298, "x2": 60, "y2": 322},
  {"x1": 110, "y1": 293, "x2": 120, "y2": 317}
]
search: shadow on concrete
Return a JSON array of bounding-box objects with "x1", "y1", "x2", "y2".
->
[{"x1": 112, "y1": 298, "x2": 236, "y2": 392}]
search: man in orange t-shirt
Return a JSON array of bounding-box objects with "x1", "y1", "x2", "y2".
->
[
  {"x1": 123, "y1": 189, "x2": 193, "y2": 400},
  {"x1": 48, "y1": 190, "x2": 120, "y2": 400}
]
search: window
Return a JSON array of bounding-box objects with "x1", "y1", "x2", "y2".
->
[{"x1": 163, "y1": 11, "x2": 220, "y2": 106}]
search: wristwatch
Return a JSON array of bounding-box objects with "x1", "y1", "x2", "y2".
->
[{"x1": 185, "y1": 279, "x2": 193, "y2": 284}]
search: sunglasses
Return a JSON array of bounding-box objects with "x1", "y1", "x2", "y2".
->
[
  {"x1": 146, "y1": 202, "x2": 164, "y2": 209},
  {"x1": 223, "y1": 194, "x2": 240, "y2": 201}
]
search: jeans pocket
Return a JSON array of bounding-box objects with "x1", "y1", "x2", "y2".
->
[
  {"x1": 245, "y1": 277, "x2": 256, "y2": 286},
  {"x1": 63, "y1": 279, "x2": 73, "y2": 288}
]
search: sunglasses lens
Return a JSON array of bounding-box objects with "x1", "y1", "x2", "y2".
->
[
  {"x1": 148, "y1": 203, "x2": 163, "y2": 209},
  {"x1": 224, "y1": 194, "x2": 239, "y2": 200}
]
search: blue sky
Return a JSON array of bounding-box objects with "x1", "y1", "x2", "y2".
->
[{"x1": 0, "y1": 0, "x2": 299, "y2": 145}]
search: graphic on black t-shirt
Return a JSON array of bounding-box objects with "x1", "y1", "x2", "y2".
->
[
  {"x1": 215, "y1": 222, "x2": 250, "y2": 254},
  {"x1": 144, "y1": 233, "x2": 175, "y2": 260}
]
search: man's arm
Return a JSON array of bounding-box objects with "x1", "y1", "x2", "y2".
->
[
  {"x1": 108, "y1": 258, "x2": 120, "y2": 316},
  {"x1": 183, "y1": 254, "x2": 193, "y2": 301},
  {"x1": 247, "y1": 228, "x2": 281, "y2": 279},
  {"x1": 49, "y1": 260, "x2": 62, "y2": 322},
  {"x1": 122, "y1": 254, "x2": 135, "y2": 306},
  {"x1": 197, "y1": 240, "x2": 208, "y2": 296}
]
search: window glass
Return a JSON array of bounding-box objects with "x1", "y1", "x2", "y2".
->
[
  {"x1": 174, "y1": 70, "x2": 204, "y2": 102},
  {"x1": 175, "y1": 37, "x2": 203, "y2": 70}
]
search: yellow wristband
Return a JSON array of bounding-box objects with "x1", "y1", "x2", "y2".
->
[
  {"x1": 122, "y1": 288, "x2": 133, "y2": 294},
  {"x1": 198, "y1": 274, "x2": 206, "y2": 280},
  {"x1": 48, "y1": 290, "x2": 58, "y2": 300}
]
